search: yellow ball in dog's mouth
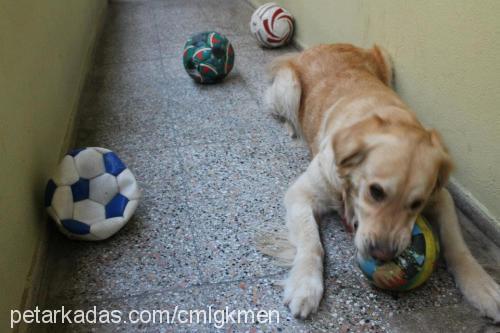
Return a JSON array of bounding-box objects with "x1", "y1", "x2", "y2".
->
[{"x1": 357, "y1": 216, "x2": 440, "y2": 291}]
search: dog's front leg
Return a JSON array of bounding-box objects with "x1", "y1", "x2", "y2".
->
[
  {"x1": 426, "y1": 189, "x2": 500, "y2": 322},
  {"x1": 283, "y1": 158, "x2": 327, "y2": 319}
]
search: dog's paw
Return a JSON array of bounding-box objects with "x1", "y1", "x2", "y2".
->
[
  {"x1": 456, "y1": 261, "x2": 500, "y2": 322},
  {"x1": 283, "y1": 270, "x2": 323, "y2": 319}
]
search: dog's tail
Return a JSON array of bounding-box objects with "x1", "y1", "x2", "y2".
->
[
  {"x1": 265, "y1": 53, "x2": 302, "y2": 138},
  {"x1": 267, "y1": 53, "x2": 299, "y2": 77},
  {"x1": 255, "y1": 229, "x2": 296, "y2": 267}
]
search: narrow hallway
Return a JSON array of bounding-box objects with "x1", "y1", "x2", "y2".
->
[{"x1": 42, "y1": 1, "x2": 500, "y2": 332}]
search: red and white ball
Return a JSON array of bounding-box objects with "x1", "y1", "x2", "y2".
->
[{"x1": 250, "y1": 3, "x2": 294, "y2": 48}]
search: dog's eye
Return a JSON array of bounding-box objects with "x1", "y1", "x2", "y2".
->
[
  {"x1": 410, "y1": 199, "x2": 423, "y2": 210},
  {"x1": 369, "y1": 184, "x2": 386, "y2": 202}
]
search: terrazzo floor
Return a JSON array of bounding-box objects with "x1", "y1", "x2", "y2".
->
[{"x1": 41, "y1": 0, "x2": 500, "y2": 332}]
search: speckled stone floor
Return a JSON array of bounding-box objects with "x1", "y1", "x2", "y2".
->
[{"x1": 41, "y1": 0, "x2": 500, "y2": 332}]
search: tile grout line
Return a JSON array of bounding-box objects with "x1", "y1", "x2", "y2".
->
[{"x1": 93, "y1": 1, "x2": 163, "y2": 70}]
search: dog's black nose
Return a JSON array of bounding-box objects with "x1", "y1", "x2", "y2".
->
[{"x1": 369, "y1": 244, "x2": 397, "y2": 262}]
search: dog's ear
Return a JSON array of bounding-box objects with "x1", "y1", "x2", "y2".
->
[
  {"x1": 371, "y1": 45, "x2": 393, "y2": 87},
  {"x1": 332, "y1": 116, "x2": 384, "y2": 177},
  {"x1": 428, "y1": 129, "x2": 454, "y2": 190}
]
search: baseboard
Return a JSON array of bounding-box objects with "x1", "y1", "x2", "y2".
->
[
  {"x1": 15, "y1": 4, "x2": 108, "y2": 333},
  {"x1": 448, "y1": 178, "x2": 500, "y2": 248},
  {"x1": 14, "y1": 224, "x2": 50, "y2": 333},
  {"x1": 291, "y1": 39, "x2": 305, "y2": 51}
]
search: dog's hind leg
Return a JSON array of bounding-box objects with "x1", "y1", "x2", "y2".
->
[{"x1": 265, "y1": 55, "x2": 302, "y2": 138}]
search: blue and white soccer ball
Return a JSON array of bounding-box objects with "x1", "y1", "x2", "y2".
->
[{"x1": 44, "y1": 147, "x2": 140, "y2": 241}]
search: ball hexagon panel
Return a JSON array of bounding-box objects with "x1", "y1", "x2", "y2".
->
[
  {"x1": 46, "y1": 206, "x2": 58, "y2": 224},
  {"x1": 68, "y1": 148, "x2": 85, "y2": 157},
  {"x1": 117, "y1": 169, "x2": 140, "y2": 200},
  {"x1": 73, "y1": 199, "x2": 106, "y2": 226},
  {"x1": 123, "y1": 199, "x2": 139, "y2": 220},
  {"x1": 51, "y1": 186, "x2": 73, "y2": 220},
  {"x1": 52, "y1": 155, "x2": 79, "y2": 186},
  {"x1": 71, "y1": 178, "x2": 90, "y2": 202},
  {"x1": 92, "y1": 147, "x2": 111, "y2": 154},
  {"x1": 90, "y1": 217, "x2": 125, "y2": 240},
  {"x1": 103, "y1": 152, "x2": 126, "y2": 176},
  {"x1": 45, "y1": 179, "x2": 57, "y2": 207},
  {"x1": 90, "y1": 173, "x2": 119, "y2": 205},
  {"x1": 105, "y1": 193, "x2": 129, "y2": 219},
  {"x1": 61, "y1": 219, "x2": 91, "y2": 235},
  {"x1": 74, "y1": 148, "x2": 105, "y2": 179}
]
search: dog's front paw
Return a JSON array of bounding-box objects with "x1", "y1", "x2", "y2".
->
[
  {"x1": 456, "y1": 261, "x2": 500, "y2": 322},
  {"x1": 283, "y1": 269, "x2": 323, "y2": 319}
]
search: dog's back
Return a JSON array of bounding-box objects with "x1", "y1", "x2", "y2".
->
[{"x1": 267, "y1": 44, "x2": 396, "y2": 154}]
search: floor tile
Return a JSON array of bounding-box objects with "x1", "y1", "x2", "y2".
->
[
  {"x1": 177, "y1": 141, "x2": 304, "y2": 282},
  {"x1": 159, "y1": 73, "x2": 289, "y2": 146},
  {"x1": 199, "y1": 0, "x2": 255, "y2": 35},
  {"x1": 155, "y1": 1, "x2": 210, "y2": 58},
  {"x1": 95, "y1": 2, "x2": 161, "y2": 66},
  {"x1": 388, "y1": 301, "x2": 495, "y2": 333},
  {"x1": 80, "y1": 60, "x2": 167, "y2": 112}
]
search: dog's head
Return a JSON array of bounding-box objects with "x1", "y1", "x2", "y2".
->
[{"x1": 333, "y1": 115, "x2": 452, "y2": 261}]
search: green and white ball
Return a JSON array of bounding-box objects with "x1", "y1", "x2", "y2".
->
[{"x1": 182, "y1": 31, "x2": 235, "y2": 84}]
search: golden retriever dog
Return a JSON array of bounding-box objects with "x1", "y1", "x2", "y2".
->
[{"x1": 265, "y1": 43, "x2": 500, "y2": 321}]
